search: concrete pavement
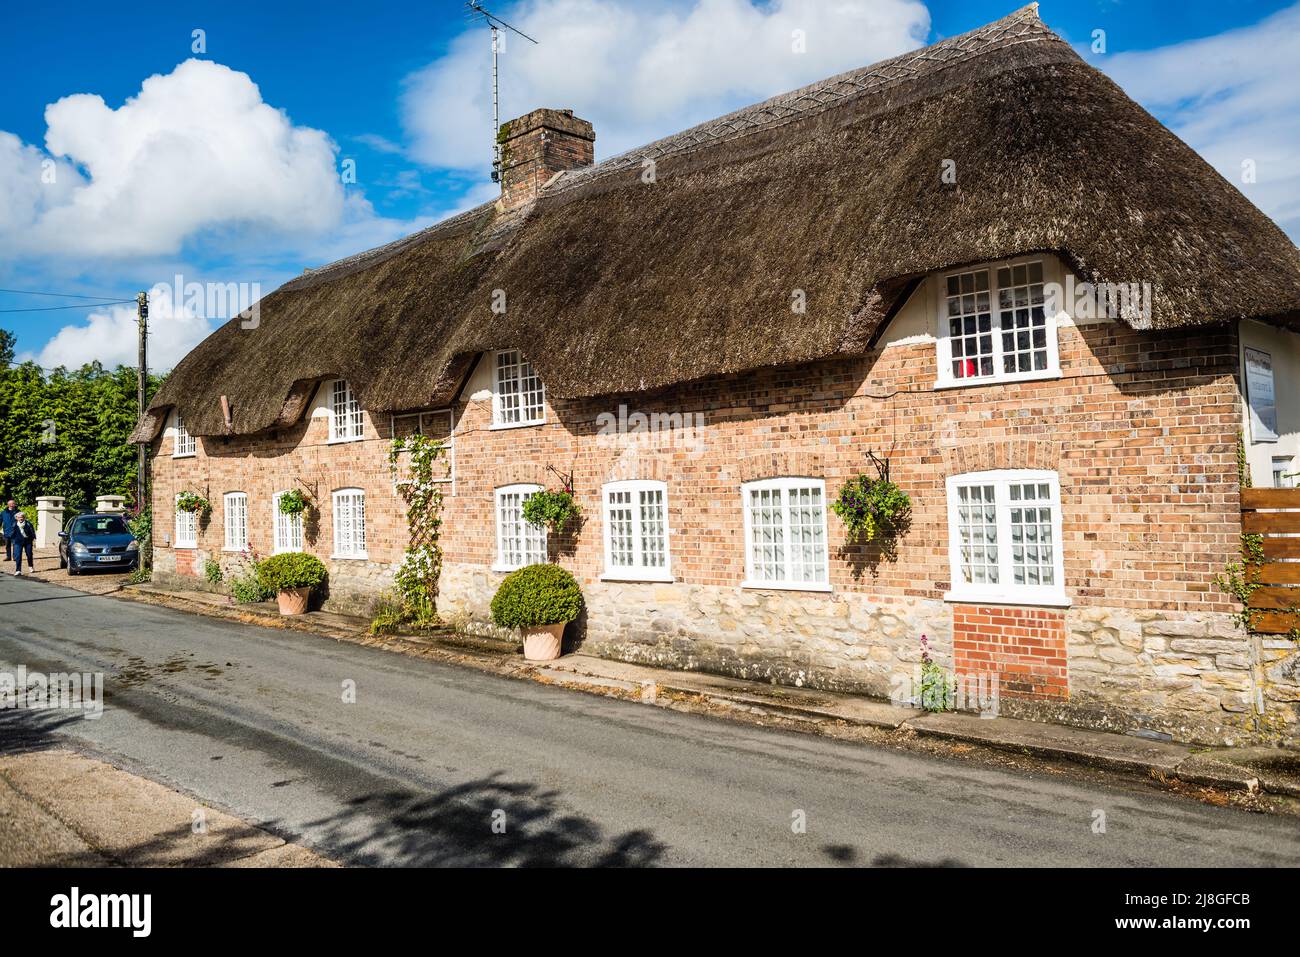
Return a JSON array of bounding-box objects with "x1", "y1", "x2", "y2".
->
[{"x1": 2, "y1": 572, "x2": 1298, "y2": 866}]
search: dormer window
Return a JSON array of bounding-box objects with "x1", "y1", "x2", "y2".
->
[
  {"x1": 935, "y1": 259, "x2": 1059, "y2": 388},
  {"x1": 491, "y1": 350, "x2": 545, "y2": 428},
  {"x1": 329, "y1": 379, "x2": 364, "y2": 442},
  {"x1": 173, "y1": 412, "x2": 195, "y2": 457}
]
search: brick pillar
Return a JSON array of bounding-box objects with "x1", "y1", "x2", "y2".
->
[
  {"x1": 952, "y1": 604, "x2": 1069, "y2": 701},
  {"x1": 498, "y1": 108, "x2": 594, "y2": 210}
]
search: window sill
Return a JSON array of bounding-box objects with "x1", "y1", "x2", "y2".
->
[
  {"x1": 741, "y1": 580, "x2": 833, "y2": 593},
  {"x1": 273, "y1": 547, "x2": 303, "y2": 555},
  {"x1": 489, "y1": 419, "x2": 545, "y2": 431},
  {"x1": 600, "y1": 572, "x2": 675, "y2": 584},
  {"x1": 944, "y1": 589, "x2": 1072, "y2": 609},
  {"x1": 174, "y1": 544, "x2": 197, "y2": 550},
  {"x1": 171, "y1": 452, "x2": 196, "y2": 460},
  {"x1": 331, "y1": 553, "x2": 369, "y2": 561},
  {"x1": 932, "y1": 369, "x2": 1061, "y2": 391},
  {"x1": 326, "y1": 435, "x2": 364, "y2": 445}
]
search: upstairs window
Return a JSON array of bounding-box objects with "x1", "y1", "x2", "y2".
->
[
  {"x1": 741, "y1": 478, "x2": 829, "y2": 590},
  {"x1": 329, "y1": 379, "x2": 364, "y2": 442},
  {"x1": 332, "y1": 488, "x2": 367, "y2": 559},
  {"x1": 175, "y1": 495, "x2": 197, "y2": 548},
  {"x1": 173, "y1": 412, "x2": 196, "y2": 457},
  {"x1": 946, "y1": 470, "x2": 1067, "y2": 606},
  {"x1": 273, "y1": 491, "x2": 304, "y2": 553},
  {"x1": 223, "y1": 492, "x2": 248, "y2": 552},
  {"x1": 936, "y1": 260, "x2": 1059, "y2": 387},
  {"x1": 492, "y1": 350, "x2": 545, "y2": 427},
  {"x1": 602, "y1": 481, "x2": 671, "y2": 580},
  {"x1": 494, "y1": 484, "x2": 547, "y2": 570}
]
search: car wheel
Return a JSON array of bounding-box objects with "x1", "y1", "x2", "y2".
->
[
  {"x1": 59, "y1": 552, "x2": 66, "y2": 569},
  {"x1": 67, "y1": 563, "x2": 79, "y2": 576}
]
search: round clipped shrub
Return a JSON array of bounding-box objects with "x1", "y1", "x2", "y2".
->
[
  {"x1": 491, "y1": 563, "x2": 583, "y2": 629},
  {"x1": 256, "y1": 552, "x2": 328, "y2": 593}
]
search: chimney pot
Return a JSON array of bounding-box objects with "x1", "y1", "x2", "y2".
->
[{"x1": 498, "y1": 108, "x2": 594, "y2": 210}]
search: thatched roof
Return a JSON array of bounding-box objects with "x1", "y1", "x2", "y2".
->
[{"x1": 135, "y1": 3, "x2": 1300, "y2": 440}]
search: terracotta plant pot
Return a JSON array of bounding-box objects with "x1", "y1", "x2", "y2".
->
[
  {"x1": 522, "y1": 622, "x2": 566, "y2": 661},
  {"x1": 277, "y1": 587, "x2": 311, "y2": 616}
]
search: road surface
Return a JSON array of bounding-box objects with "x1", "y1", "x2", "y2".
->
[{"x1": 1, "y1": 573, "x2": 1297, "y2": 867}]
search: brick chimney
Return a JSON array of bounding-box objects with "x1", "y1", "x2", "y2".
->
[{"x1": 498, "y1": 108, "x2": 594, "y2": 210}]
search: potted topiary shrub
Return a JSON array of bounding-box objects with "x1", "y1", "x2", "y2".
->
[
  {"x1": 256, "y1": 552, "x2": 328, "y2": 616},
  {"x1": 491, "y1": 563, "x2": 583, "y2": 661}
]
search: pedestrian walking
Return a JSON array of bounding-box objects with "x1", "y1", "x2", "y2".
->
[
  {"x1": 9, "y1": 511, "x2": 35, "y2": 576},
  {"x1": 1, "y1": 500, "x2": 16, "y2": 562}
]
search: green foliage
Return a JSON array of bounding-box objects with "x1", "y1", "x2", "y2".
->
[
  {"x1": 918, "y1": 634, "x2": 953, "y2": 712},
  {"x1": 256, "y1": 552, "x2": 328, "y2": 592},
  {"x1": 126, "y1": 503, "x2": 151, "y2": 571},
  {"x1": 230, "y1": 572, "x2": 274, "y2": 604},
  {"x1": 277, "y1": 489, "x2": 309, "y2": 515},
  {"x1": 176, "y1": 491, "x2": 210, "y2": 516},
  {"x1": 491, "y1": 563, "x2": 583, "y2": 629},
  {"x1": 522, "y1": 488, "x2": 580, "y2": 533},
  {"x1": 388, "y1": 435, "x2": 445, "y2": 624},
  {"x1": 0, "y1": 354, "x2": 164, "y2": 511},
  {"x1": 126, "y1": 566, "x2": 151, "y2": 585},
  {"x1": 831, "y1": 474, "x2": 911, "y2": 541},
  {"x1": 203, "y1": 558, "x2": 223, "y2": 584}
]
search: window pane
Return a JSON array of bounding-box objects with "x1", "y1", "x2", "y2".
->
[
  {"x1": 946, "y1": 270, "x2": 994, "y2": 379},
  {"x1": 748, "y1": 488, "x2": 785, "y2": 581},
  {"x1": 998, "y1": 264, "x2": 1048, "y2": 375},
  {"x1": 608, "y1": 490, "x2": 634, "y2": 567},
  {"x1": 1010, "y1": 483, "x2": 1054, "y2": 587},
  {"x1": 956, "y1": 485, "x2": 999, "y2": 585},
  {"x1": 638, "y1": 488, "x2": 666, "y2": 568}
]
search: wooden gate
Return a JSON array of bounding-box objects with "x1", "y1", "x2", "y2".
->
[{"x1": 1241, "y1": 488, "x2": 1300, "y2": 633}]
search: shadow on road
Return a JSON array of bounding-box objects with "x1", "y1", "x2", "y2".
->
[
  {"x1": 0, "y1": 707, "x2": 83, "y2": 756},
  {"x1": 290, "y1": 771, "x2": 668, "y2": 867}
]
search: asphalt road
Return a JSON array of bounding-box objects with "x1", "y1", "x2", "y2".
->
[{"x1": 1, "y1": 573, "x2": 1297, "y2": 867}]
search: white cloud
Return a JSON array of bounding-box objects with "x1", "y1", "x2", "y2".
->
[
  {"x1": 0, "y1": 59, "x2": 346, "y2": 258},
  {"x1": 401, "y1": 0, "x2": 930, "y2": 170},
  {"x1": 1093, "y1": 3, "x2": 1300, "y2": 239},
  {"x1": 30, "y1": 284, "x2": 213, "y2": 371}
]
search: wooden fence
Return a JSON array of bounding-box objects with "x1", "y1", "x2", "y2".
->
[{"x1": 1241, "y1": 487, "x2": 1300, "y2": 634}]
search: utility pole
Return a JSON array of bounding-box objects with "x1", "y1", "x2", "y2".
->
[
  {"x1": 465, "y1": 1, "x2": 538, "y2": 182},
  {"x1": 136, "y1": 290, "x2": 149, "y2": 511}
]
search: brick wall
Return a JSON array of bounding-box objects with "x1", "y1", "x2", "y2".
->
[
  {"x1": 953, "y1": 605, "x2": 1068, "y2": 701},
  {"x1": 152, "y1": 316, "x2": 1283, "y2": 744}
]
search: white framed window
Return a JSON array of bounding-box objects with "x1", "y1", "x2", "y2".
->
[
  {"x1": 602, "y1": 480, "x2": 671, "y2": 581},
  {"x1": 1272, "y1": 456, "x2": 1296, "y2": 489},
  {"x1": 173, "y1": 412, "x2": 196, "y2": 457},
  {"x1": 935, "y1": 259, "x2": 1059, "y2": 388},
  {"x1": 946, "y1": 469, "x2": 1068, "y2": 606},
  {"x1": 491, "y1": 350, "x2": 545, "y2": 428},
  {"x1": 332, "y1": 488, "x2": 367, "y2": 559},
  {"x1": 494, "y1": 484, "x2": 547, "y2": 570},
  {"x1": 223, "y1": 492, "x2": 248, "y2": 552},
  {"x1": 175, "y1": 494, "x2": 197, "y2": 548},
  {"x1": 741, "y1": 477, "x2": 830, "y2": 591},
  {"x1": 272, "y1": 491, "x2": 304, "y2": 554},
  {"x1": 329, "y1": 379, "x2": 364, "y2": 442}
]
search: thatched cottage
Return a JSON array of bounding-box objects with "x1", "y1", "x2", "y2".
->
[{"x1": 133, "y1": 5, "x2": 1300, "y2": 745}]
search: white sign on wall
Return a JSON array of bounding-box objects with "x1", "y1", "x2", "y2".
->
[{"x1": 1245, "y1": 347, "x2": 1278, "y2": 442}]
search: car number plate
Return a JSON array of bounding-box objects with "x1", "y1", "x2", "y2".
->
[{"x1": 97, "y1": 555, "x2": 121, "y2": 562}]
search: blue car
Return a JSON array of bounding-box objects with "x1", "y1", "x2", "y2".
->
[{"x1": 58, "y1": 513, "x2": 139, "y2": 575}]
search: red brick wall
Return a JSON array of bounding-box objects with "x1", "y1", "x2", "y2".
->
[
  {"x1": 953, "y1": 604, "x2": 1069, "y2": 701},
  {"x1": 152, "y1": 320, "x2": 1242, "y2": 618}
]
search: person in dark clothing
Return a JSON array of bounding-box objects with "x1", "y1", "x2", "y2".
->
[
  {"x1": 8, "y1": 511, "x2": 35, "y2": 575},
  {"x1": 1, "y1": 500, "x2": 15, "y2": 562}
]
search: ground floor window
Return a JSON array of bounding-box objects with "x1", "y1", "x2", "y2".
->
[
  {"x1": 495, "y1": 484, "x2": 546, "y2": 570},
  {"x1": 223, "y1": 492, "x2": 248, "y2": 552},
  {"x1": 946, "y1": 469, "x2": 1067, "y2": 605},
  {"x1": 741, "y1": 477, "x2": 829, "y2": 589},
  {"x1": 602, "y1": 480, "x2": 670, "y2": 580},
  {"x1": 175, "y1": 495, "x2": 197, "y2": 548},
  {"x1": 273, "y1": 491, "x2": 304, "y2": 553},
  {"x1": 332, "y1": 488, "x2": 366, "y2": 559}
]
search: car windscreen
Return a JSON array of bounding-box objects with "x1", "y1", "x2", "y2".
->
[{"x1": 71, "y1": 517, "x2": 130, "y2": 536}]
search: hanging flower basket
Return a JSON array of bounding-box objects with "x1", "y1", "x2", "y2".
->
[
  {"x1": 522, "y1": 488, "x2": 581, "y2": 533},
  {"x1": 277, "y1": 489, "x2": 309, "y2": 516},
  {"x1": 831, "y1": 453, "x2": 911, "y2": 543},
  {"x1": 176, "y1": 492, "x2": 210, "y2": 516}
]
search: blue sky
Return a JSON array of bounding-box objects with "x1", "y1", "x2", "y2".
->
[{"x1": 1, "y1": 0, "x2": 1296, "y2": 370}]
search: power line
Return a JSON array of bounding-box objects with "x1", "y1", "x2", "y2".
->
[
  {"x1": 0, "y1": 300, "x2": 135, "y2": 314},
  {"x1": 0, "y1": 287, "x2": 132, "y2": 301}
]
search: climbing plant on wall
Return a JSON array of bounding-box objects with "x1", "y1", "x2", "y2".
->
[{"x1": 388, "y1": 434, "x2": 446, "y2": 624}]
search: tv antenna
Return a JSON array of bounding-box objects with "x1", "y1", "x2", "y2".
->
[{"x1": 465, "y1": 2, "x2": 538, "y2": 182}]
